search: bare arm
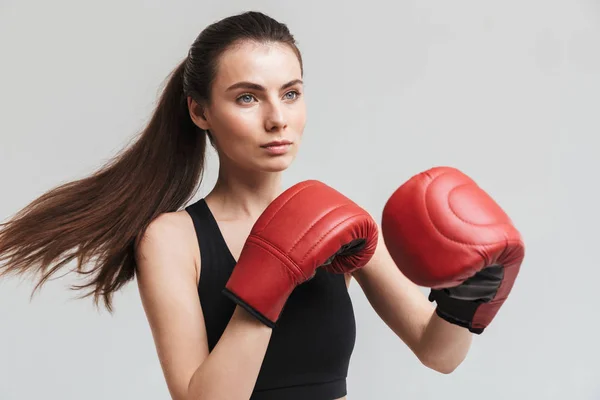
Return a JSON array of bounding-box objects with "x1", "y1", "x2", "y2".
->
[
  {"x1": 352, "y1": 224, "x2": 472, "y2": 373},
  {"x1": 135, "y1": 212, "x2": 272, "y2": 400},
  {"x1": 187, "y1": 306, "x2": 272, "y2": 399}
]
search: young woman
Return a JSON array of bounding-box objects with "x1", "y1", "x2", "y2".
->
[{"x1": 0, "y1": 11, "x2": 483, "y2": 400}]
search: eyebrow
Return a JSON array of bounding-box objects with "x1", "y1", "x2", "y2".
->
[{"x1": 225, "y1": 79, "x2": 303, "y2": 92}]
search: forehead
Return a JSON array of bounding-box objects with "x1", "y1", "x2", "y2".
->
[{"x1": 213, "y1": 41, "x2": 302, "y2": 89}]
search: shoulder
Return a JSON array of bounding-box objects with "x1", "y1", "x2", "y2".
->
[{"x1": 135, "y1": 210, "x2": 200, "y2": 283}]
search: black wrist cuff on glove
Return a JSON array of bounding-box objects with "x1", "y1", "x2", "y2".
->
[
  {"x1": 222, "y1": 288, "x2": 277, "y2": 329},
  {"x1": 429, "y1": 290, "x2": 485, "y2": 334}
]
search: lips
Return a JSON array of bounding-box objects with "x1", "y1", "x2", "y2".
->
[
  {"x1": 261, "y1": 140, "x2": 293, "y2": 148},
  {"x1": 261, "y1": 140, "x2": 293, "y2": 155}
]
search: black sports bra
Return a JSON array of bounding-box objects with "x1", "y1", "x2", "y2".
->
[{"x1": 185, "y1": 198, "x2": 357, "y2": 399}]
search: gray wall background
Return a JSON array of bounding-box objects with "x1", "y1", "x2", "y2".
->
[{"x1": 1, "y1": 0, "x2": 598, "y2": 398}]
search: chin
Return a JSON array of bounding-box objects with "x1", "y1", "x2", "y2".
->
[{"x1": 259, "y1": 155, "x2": 296, "y2": 172}]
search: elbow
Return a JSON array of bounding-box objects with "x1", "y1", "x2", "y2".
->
[
  {"x1": 424, "y1": 360, "x2": 459, "y2": 375},
  {"x1": 418, "y1": 353, "x2": 464, "y2": 375}
]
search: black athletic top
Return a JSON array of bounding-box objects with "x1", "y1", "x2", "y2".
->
[{"x1": 185, "y1": 198, "x2": 357, "y2": 399}]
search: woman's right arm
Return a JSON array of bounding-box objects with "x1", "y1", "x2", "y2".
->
[{"x1": 135, "y1": 213, "x2": 272, "y2": 400}]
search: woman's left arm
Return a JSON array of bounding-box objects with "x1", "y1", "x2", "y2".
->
[{"x1": 351, "y1": 225, "x2": 472, "y2": 374}]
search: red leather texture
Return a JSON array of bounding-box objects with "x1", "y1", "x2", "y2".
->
[
  {"x1": 225, "y1": 180, "x2": 378, "y2": 326},
  {"x1": 381, "y1": 166, "x2": 525, "y2": 330}
]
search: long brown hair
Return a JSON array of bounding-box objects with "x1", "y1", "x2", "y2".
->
[{"x1": 0, "y1": 11, "x2": 303, "y2": 312}]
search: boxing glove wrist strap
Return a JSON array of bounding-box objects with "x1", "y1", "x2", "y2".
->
[
  {"x1": 428, "y1": 264, "x2": 505, "y2": 334},
  {"x1": 428, "y1": 290, "x2": 485, "y2": 334},
  {"x1": 222, "y1": 288, "x2": 277, "y2": 328}
]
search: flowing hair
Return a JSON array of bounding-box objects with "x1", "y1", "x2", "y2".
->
[{"x1": 0, "y1": 10, "x2": 303, "y2": 312}]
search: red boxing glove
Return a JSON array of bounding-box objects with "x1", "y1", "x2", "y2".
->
[
  {"x1": 381, "y1": 167, "x2": 525, "y2": 334},
  {"x1": 223, "y1": 180, "x2": 378, "y2": 328}
]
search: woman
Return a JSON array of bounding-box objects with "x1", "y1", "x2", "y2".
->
[{"x1": 0, "y1": 11, "x2": 474, "y2": 400}]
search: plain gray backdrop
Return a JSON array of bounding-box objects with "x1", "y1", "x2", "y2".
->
[{"x1": 1, "y1": 0, "x2": 599, "y2": 399}]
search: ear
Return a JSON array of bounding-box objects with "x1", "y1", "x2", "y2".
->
[{"x1": 187, "y1": 96, "x2": 210, "y2": 131}]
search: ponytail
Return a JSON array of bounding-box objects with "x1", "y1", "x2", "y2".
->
[
  {"x1": 1, "y1": 10, "x2": 304, "y2": 312},
  {"x1": 0, "y1": 58, "x2": 207, "y2": 311}
]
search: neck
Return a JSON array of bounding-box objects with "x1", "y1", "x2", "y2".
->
[{"x1": 206, "y1": 161, "x2": 284, "y2": 221}]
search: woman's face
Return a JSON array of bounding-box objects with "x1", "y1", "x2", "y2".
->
[{"x1": 190, "y1": 40, "x2": 306, "y2": 173}]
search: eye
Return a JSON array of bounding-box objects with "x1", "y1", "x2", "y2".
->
[
  {"x1": 236, "y1": 93, "x2": 256, "y2": 104},
  {"x1": 284, "y1": 90, "x2": 301, "y2": 100}
]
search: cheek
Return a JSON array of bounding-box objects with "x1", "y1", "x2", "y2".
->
[
  {"x1": 289, "y1": 103, "x2": 307, "y2": 131},
  {"x1": 213, "y1": 106, "x2": 259, "y2": 141}
]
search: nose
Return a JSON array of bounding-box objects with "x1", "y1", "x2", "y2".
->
[{"x1": 264, "y1": 102, "x2": 287, "y2": 133}]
